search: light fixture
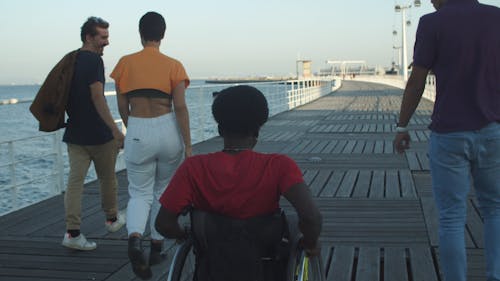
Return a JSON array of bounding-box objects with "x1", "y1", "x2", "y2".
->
[
  {"x1": 414, "y1": 0, "x2": 421, "y2": 7},
  {"x1": 395, "y1": 5, "x2": 402, "y2": 12}
]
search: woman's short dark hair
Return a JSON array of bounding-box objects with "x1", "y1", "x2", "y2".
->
[
  {"x1": 80, "y1": 16, "x2": 109, "y2": 43},
  {"x1": 139, "y1": 12, "x2": 166, "y2": 42},
  {"x1": 212, "y1": 85, "x2": 269, "y2": 137}
]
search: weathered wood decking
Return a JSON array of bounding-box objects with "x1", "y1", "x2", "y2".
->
[{"x1": 0, "y1": 80, "x2": 487, "y2": 281}]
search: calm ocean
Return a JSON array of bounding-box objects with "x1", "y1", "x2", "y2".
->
[{"x1": 0, "y1": 81, "x2": 208, "y2": 143}]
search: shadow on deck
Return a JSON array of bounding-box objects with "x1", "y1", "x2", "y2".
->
[{"x1": 0, "y1": 81, "x2": 486, "y2": 281}]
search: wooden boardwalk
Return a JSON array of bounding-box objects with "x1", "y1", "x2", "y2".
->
[{"x1": 0, "y1": 81, "x2": 487, "y2": 281}]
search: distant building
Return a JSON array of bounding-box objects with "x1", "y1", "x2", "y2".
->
[{"x1": 296, "y1": 59, "x2": 312, "y2": 79}]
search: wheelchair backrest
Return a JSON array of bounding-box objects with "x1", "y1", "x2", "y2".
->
[{"x1": 190, "y1": 209, "x2": 289, "y2": 281}]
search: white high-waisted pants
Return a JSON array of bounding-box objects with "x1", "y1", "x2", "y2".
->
[{"x1": 125, "y1": 113, "x2": 184, "y2": 240}]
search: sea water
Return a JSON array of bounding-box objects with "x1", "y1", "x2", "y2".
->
[{"x1": 0, "y1": 80, "x2": 290, "y2": 215}]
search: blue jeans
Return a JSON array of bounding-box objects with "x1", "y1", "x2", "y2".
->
[{"x1": 429, "y1": 122, "x2": 500, "y2": 281}]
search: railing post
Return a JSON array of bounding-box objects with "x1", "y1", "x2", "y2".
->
[
  {"x1": 54, "y1": 131, "x2": 65, "y2": 194},
  {"x1": 8, "y1": 141, "x2": 18, "y2": 211},
  {"x1": 200, "y1": 86, "x2": 206, "y2": 142}
]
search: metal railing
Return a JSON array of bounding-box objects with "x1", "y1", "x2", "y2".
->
[
  {"x1": 0, "y1": 77, "x2": 340, "y2": 216},
  {"x1": 353, "y1": 74, "x2": 437, "y2": 102},
  {"x1": 0, "y1": 133, "x2": 64, "y2": 213}
]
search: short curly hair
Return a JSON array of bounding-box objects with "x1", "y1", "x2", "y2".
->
[{"x1": 212, "y1": 85, "x2": 269, "y2": 137}]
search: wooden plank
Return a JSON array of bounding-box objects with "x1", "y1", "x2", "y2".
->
[
  {"x1": 384, "y1": 247, "x2": 408, "y2": 281},
  {"x1": 416, "y1": 131, "x2": 429, "y2": 142},
  {"x1": 383, "y1": 140, "x2": 393, "y2": 154},
  {"x1": 352, "y1": 140, "x2": 365, "y2": 153},
  {"x1": 303, "y1": 170, "x2": 319, "y2": 186},
  {"x1": 309, "y1": 170, "x2": 332, "y2": 197},
  {"x1": 376, "y1": 124, "x2": 384, "y2": 133},
  {"x1": 352, "y1": 170, "x2": 371, "y2": 198},
  {"x1": 356, "y1": 247, "x2": 380, "y2": 281},
  {"x1": 321, "y1": 244, "x2": 332, "y2": 276},
  {"x1": 336, "y1": 170, "x2": 358, "y2": 198},
  {"x1": 327, "y1": 246, "x2": 354, "y2": 281},
  {"x1": 466, "y1": 249, "x2": 487, "y2": 281},
  {"x1": 417, "y1": 152, "x2": 430, "y2": 170},
  {"x1": 374, "y1": 140, "x2": 384, "y2": 153},
  {"x1": 6, "y1": 194, "x2": 101, "y2": 236},
  {"x1": 322, "y1": 140, "x2": 339, "y2": 153},
  {"x1": 342, "y1": 140, "x2": 356, "y2": 153},
  {"x1": 308, "y1": 199, "x2": 428, "y2": 246},
  {"x1": 381, "y1": 123, "x2": 389, "y2": 133},
  {"x1": 294, "y1": 154, "x2": 407, "y2": 169},
  {"x1": 385, "y1": 170, "x2": 400, "y2": 198},
  {"x1": 409, "y1": 247, "x2": 439, "y2": 281},
  {"x1": 281, "y1": 140, "x2": 298, "y2": 154},
  {"x1": 354, "y1": 123, "x2": 363, "y2": 133},
  {"x1": 368, "y1": 124, "x2": 376, "y2": 133},
  {"x1": 0, "y1": 252, "x2": 125, "y2": 272},
  {"x1": 370, "y1": 171, "x2": 385, "y2": 198},
  {"x1": 303, "y1": 139, "x2": 322, "y2": 154},
  {"x1": 399, "y1": 170, "x2": 417, "y2": 198},
  {"x1": 0, "y1": 268, "x2": 109, "y2": 281},
  {"x1": 339, "y1": 124, "x2": 348, "y2": 133},
  {"x1": 413, "y1": 172, "x2": 433, "y2": 197},
  {"x1": 332, "y1": 140, "x2": 348, "y2": 153},
  {"x1": 311, "y1": 140, "x2": 329, "y2": 154},
  {"x1": 466, "y1": 235, "x2": 476, "y2": 254},
  {"x1": 363, "y1": 141, "x2": 375, "y2": 153},
  {"x1": 291, "y1": 140, "x2": 312, "y2": 154},
  {"x1": 320, "y1": 170, "x2": 344, "y2": 197},
  {"x1": 406, "y1": 152, "x2": 421, "y2": 171}
]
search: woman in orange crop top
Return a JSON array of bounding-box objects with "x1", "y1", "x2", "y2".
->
[{"x1": 110, "y1": 11, "x2": 191, "y2": 280}]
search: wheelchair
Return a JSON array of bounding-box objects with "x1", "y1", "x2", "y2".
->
[{"x1": 166, "y1": 209, "x2": 324, "y2": 281}]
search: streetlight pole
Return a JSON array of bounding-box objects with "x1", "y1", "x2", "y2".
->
[
  {"x1": 401, "y1": 7, "x2": 408, "y2": 81},
  {"x1": 395, "y1": 0, "x2": 420, "y2": 82},
  {"x1": 393, "y1": 45, "x2": 402, "y2": 71}
]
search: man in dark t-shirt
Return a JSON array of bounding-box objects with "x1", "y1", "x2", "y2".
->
[
  {"x1": 64, "y1": 50, "x2": 113, "y2": 144},
  {"x1": 61, "y1": 17, "x2": 125, "y2": 251},
  {"x1": 393, "y1": 1, "x2": 500, "y2": 280}
]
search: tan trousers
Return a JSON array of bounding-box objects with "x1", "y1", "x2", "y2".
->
[{"x1": 64, "y1": 139, "x2": 119, "y2": 230}]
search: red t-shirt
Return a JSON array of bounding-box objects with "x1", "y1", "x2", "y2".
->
[{"x1": 159, "y1": 150, "x2": 304, "y2": 219}]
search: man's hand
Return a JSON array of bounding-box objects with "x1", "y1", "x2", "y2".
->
[
  {"x1": 184, "y1": 145, "x2": 192, "y2": 158},
  {"x1": 299, "y1": 238, "x2": 321, "y2": 257},
  {"x1": 393, "y1": 132, "x2": 411, "y2": 154},
  {"x1": 112, "y1": 128, "x2": 125, "y2": 149}
]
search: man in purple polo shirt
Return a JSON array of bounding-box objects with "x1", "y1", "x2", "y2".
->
[{"x1": 393, "y1": 0, "x2": 500, "y2": 280}]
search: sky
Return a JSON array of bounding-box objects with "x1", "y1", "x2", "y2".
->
[{"x1": 1, "y1": 0, "x2": 498, "y2": 85}]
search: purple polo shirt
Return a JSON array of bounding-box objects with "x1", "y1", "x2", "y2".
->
[{"x1": 413, "y1": 0, "x2": 500, "y2": 133}]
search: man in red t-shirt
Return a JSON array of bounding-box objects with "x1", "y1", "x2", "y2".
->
[{"x1": 154, "y1": 85, "x2": 322, "y2": 279}]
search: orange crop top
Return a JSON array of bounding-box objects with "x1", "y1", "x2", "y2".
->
[{"x1": 110, "y1": 47, "x2": 190, "y2": 96}]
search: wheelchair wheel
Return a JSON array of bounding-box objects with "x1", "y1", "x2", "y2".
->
[
  {"x1": 167, "y1": 238, "x2": 196, "y2": 281},
  {"x1": 288, "y1": 249, "x2": 325, "y2": 281},
  {"x1": 285, "y1": 213, "x2": 325, "y2": 281}
]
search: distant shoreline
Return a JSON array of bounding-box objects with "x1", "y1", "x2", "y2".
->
[{"x1": 205, "y1": 77, "x2": 292, "y2": 84}]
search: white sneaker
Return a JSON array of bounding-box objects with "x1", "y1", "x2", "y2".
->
[
  {"x1": 105, "y1": 211, "x2": 126, "y2": 233},
  {"x1": 62, "y1": 233, "x2": 97, "y2": 250}
]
